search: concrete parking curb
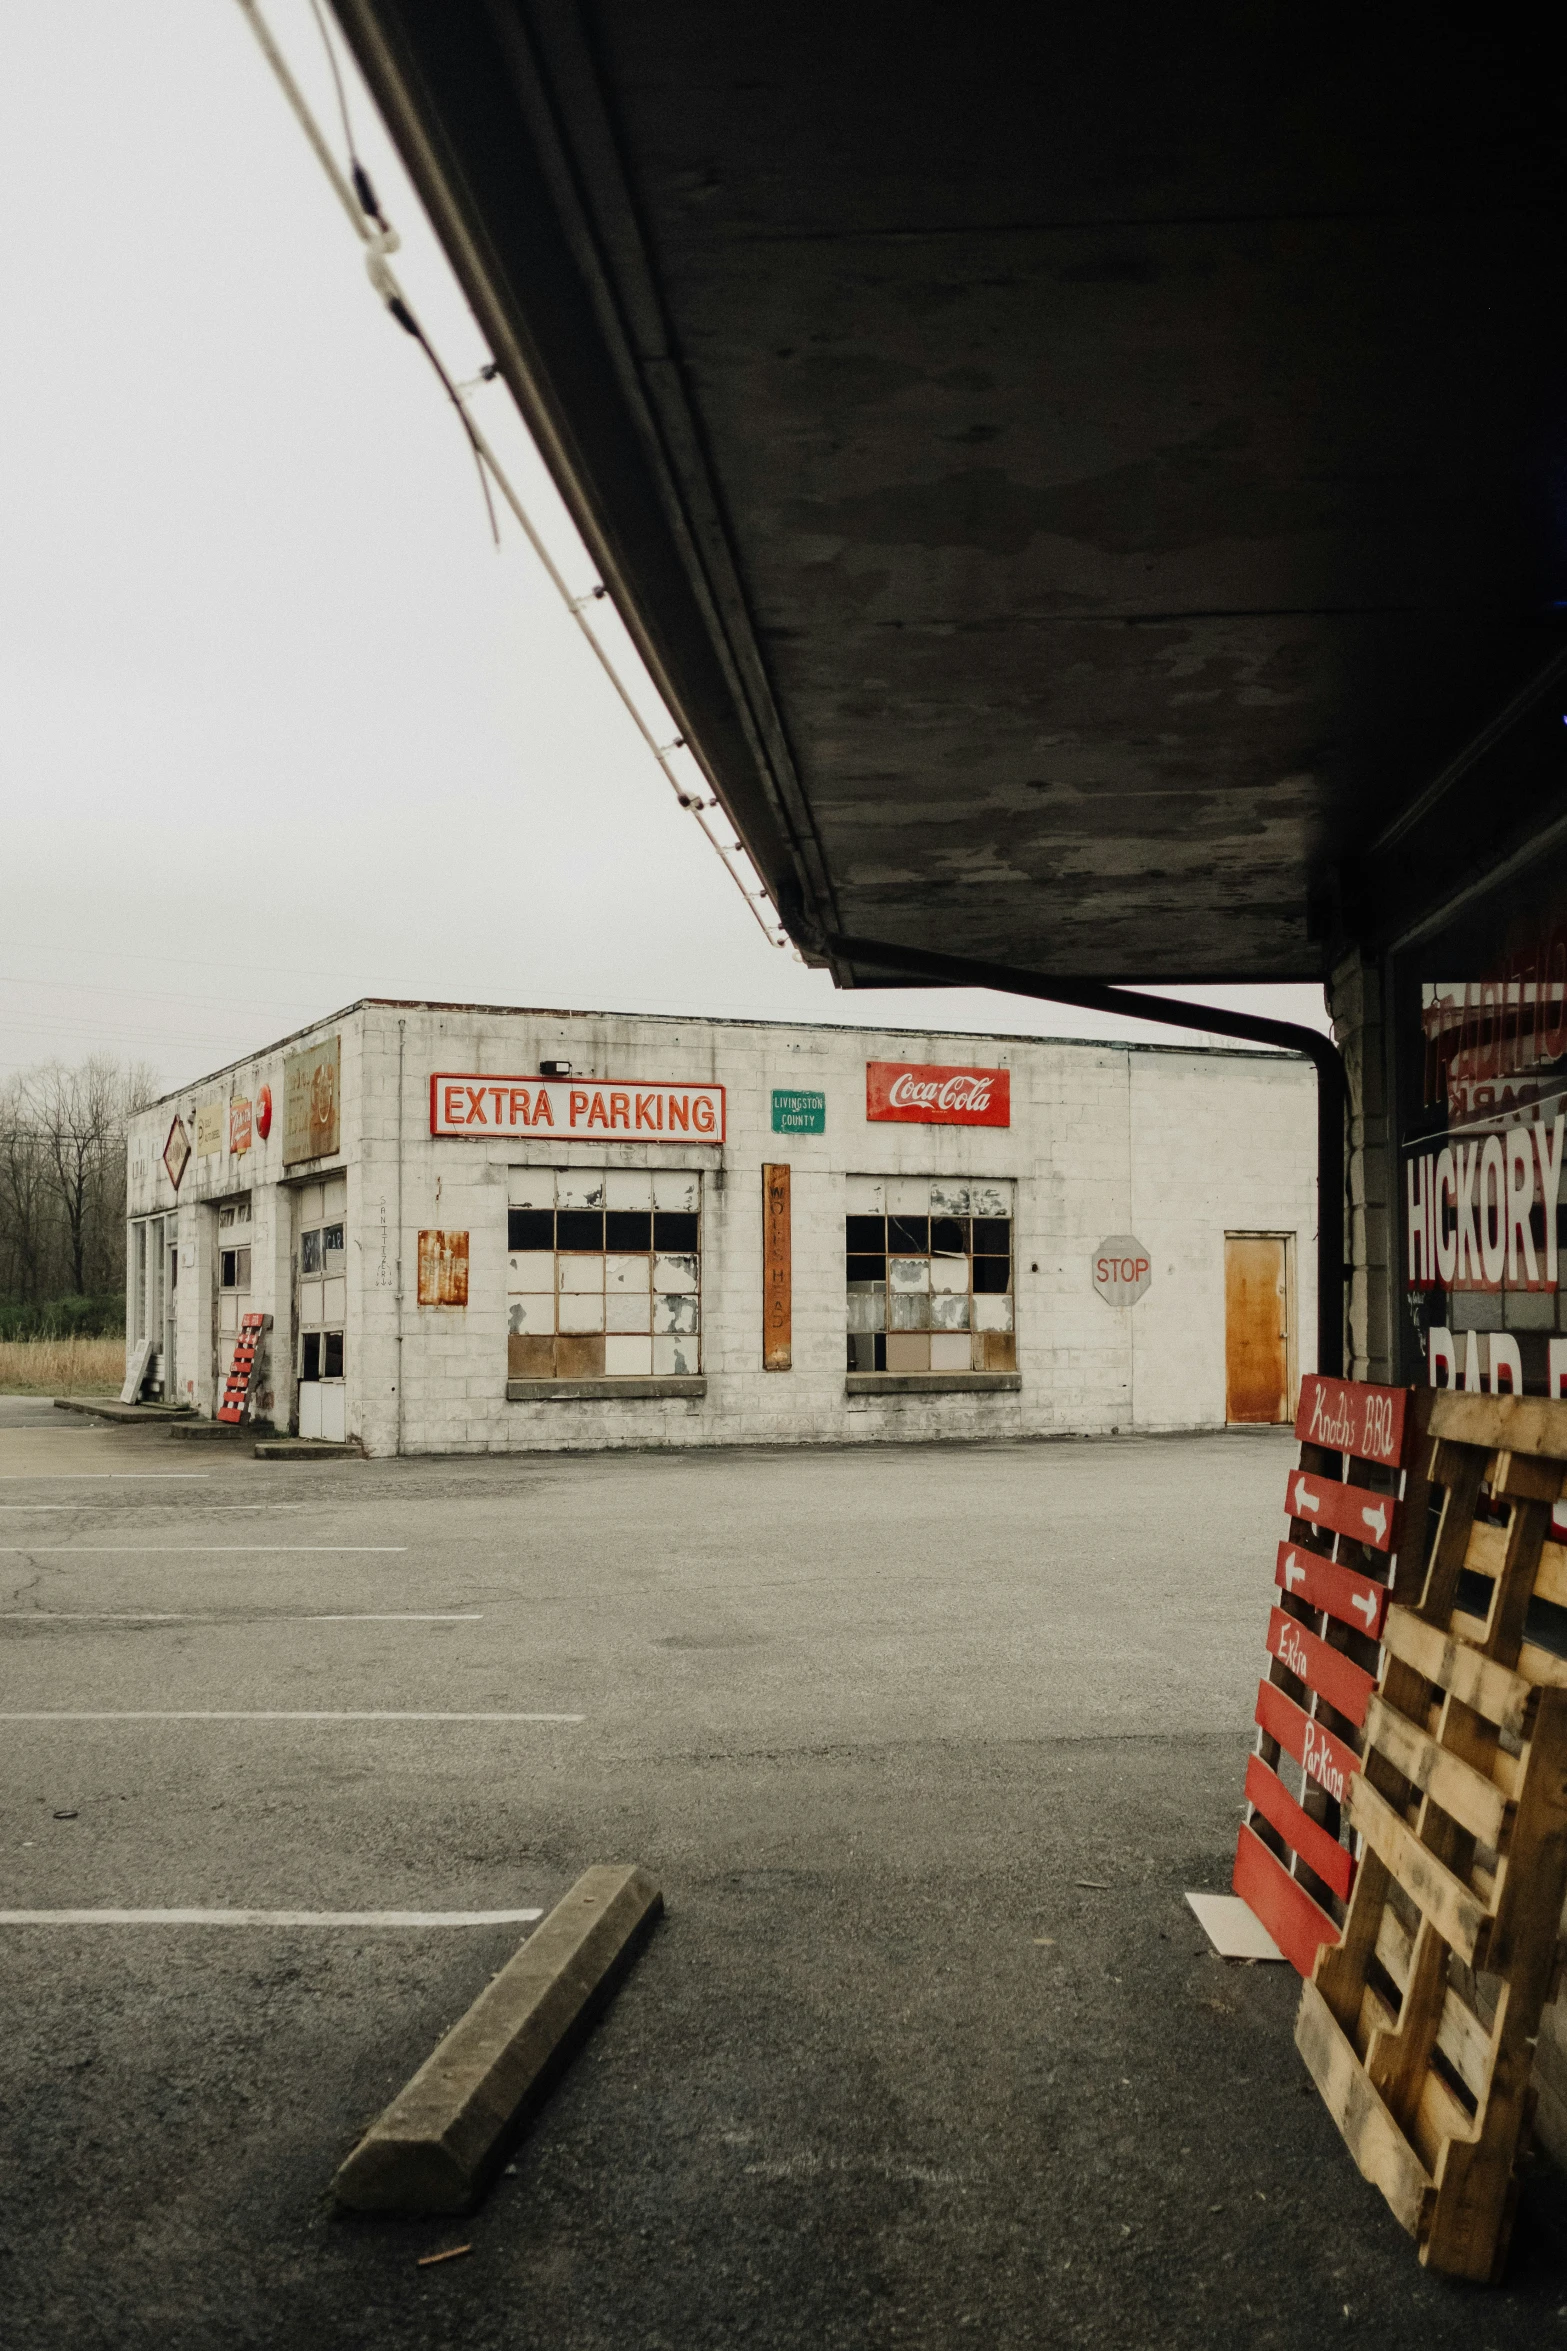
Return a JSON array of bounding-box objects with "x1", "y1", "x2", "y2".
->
[{"x1": 332, "y1": 1864, "x2": 663, "y2": 2214}]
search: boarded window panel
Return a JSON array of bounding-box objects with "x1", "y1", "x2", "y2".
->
[
  {"x1": 605, "y1": 1171, "x2": 653, "y2": 1210},
  {"x1": 606, "y1": 1293, "x2": 652, "y2": 1334},
  {"x1": 931, "y1": 1256, "x2": 968, "y2": 1293},
  {"x1": 652, "y1": 1169, "x2": 700, "y2": 1213},
  {"x1": 931, "y1": 1292, "x2": 971, "y2": 1330},
  {"x1": 509, "y1": 1295, "x2": 553, "y2": 1334},
  {"x1": 979, "y1": 1331, "x2": 1017, "y2": 1371},
  {"x1": 654, "y1": 1252, "x2": 698, "y2": 1294},
  {"x1": 605, "y1": 1334, "x2": 654, "y2": 1376},
  {"x1": 653, "y1": 1334, "x2": 699, "y2": 1375},
  {"x1": 557, "y1": 1174, "x2": 606, "y2": 1210},
  {"x1": 888, "y1": 1257, "x2": 930, "y2": 1292},
  {"x1": 559, "y1": 1293, "x2": 605, "y2": 1334},
  {"x1": 509, "y1": 1332, "x2": 554, "y2": 1378},
  {"x1": 654, "y1": 1292, "x2": 699, "y2": 1336},
  {"x1": 890, "y1": 1291, "x2": 933, "y2": 1331},
  {"x1": 846, "y1": 1288, "x2": 886, "y2": 1333},
  {"x1": 973, "y1": 1293, "x2": 1014, "y2": 1333},
  {"x1": 605, "y1": 1253, "x2": 651, "y2": 1292},
  {"x1": 929, "y1": 1182, "x2": 971, "y2": 1216},
  {"x1": 559, "y1": 1256, "x2": 604, "y2": 1293},
  {"x1": 886, "y1": 1333, "x2": 930, "y2": 1371},
  {"x1": 930, "y1": 1333, "x2": 971, "y2": 1370},
  {"x1": 508, "y1": 1252, "x2": 555, "y2": 1293},
  {"x1": 555, "y1": 1332, "x2": 606, "y2": 1377}
]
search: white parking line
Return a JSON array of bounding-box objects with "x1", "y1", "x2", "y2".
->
[
  {"x1": 0, "y1": 1907, "x2": 543, "y2": 1927},
  {"x1": 0, "y1": 1612, "x2": 483, "y2": 1623},
  {"x1": 0, "y1": 1545, "x2": 408, "y2": 1554},
  {"x1": 0, "y1": 1474, "x2": 211, "y2": 1481},
  {"x1": 0, "y1": 1710, "x2": 581, "y2": 1722}
]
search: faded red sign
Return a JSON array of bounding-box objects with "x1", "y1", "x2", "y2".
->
[
  {"x1": 1294, "y1": 1372, "x2": 1408, "y2": 1465},
  {"x1": 865, "y1": 1061, "x2": 1010, "y2": 1126},
  {"x1": 430, "y1": 1073, "x2": 725, "y2": 1142}
]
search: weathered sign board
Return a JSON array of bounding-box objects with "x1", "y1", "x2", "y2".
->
[
  {"x1": 762, "y1": 1163, "x2": 791, "y2": 1370},
  {"x1": 431, "y1": 1073, "x2": 724, "y2": 1142},
  {"x1": 417, "y1": 1229, "x2": 469, "y2": 1308},
  {"x1": 284, "y1": 1035, "x2": 341, "y2": 1166}
]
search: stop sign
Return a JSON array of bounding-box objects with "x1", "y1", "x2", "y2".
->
[{"x1": 1091, "y1": 1234, "x2": 1152, "y2": 1307}]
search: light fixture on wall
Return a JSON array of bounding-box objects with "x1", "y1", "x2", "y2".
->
[{"x1": 539, "y1": 1060, "x2": 573, "y2": 1078}]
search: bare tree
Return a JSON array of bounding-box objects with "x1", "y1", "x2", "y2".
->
[{"x1": 0, "y1": 1057, "x2": 158, "y2": 1309}]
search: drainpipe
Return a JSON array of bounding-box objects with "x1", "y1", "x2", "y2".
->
[{"x1": 826, "y1": 937, "x2": 1346, "y2": 1380}]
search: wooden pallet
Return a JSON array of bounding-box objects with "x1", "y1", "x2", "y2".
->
[
  {"x1": 217, "y1": 1312, "x2": 269, "y2": 1425},
  {"x1": 1296, "y1": 1388, "x2": 1567, "y2": 2281},
  {"x1": 1234, "y1": 1374, "x2": 1430, "y2": 1974}
]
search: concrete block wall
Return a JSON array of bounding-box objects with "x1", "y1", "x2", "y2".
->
[{"x1": 127, "y1": 997, "x2": 1319, "y2": 1454}]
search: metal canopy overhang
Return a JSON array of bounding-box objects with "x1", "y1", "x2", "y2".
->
[{"x1": 331, "y1": 2, "x2": 1567, "y2": 989}]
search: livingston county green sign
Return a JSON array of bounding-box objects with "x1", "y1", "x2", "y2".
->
[{"x1": 771, "y1": 1088, "x2": 826, "y2": 1136}]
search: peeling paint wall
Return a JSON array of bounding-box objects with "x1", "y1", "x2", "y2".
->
[{"x1": 125, "y1": 1002, "x2": 1315, "y2": 1453}]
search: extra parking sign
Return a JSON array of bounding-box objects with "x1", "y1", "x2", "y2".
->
[{"x1": 1091, "y1": 1234, "x2": 1152, "y2": 1307}]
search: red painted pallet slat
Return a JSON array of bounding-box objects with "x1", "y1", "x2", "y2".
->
[
  {"x1": 1228, "y1": 1378, "x2": 1421, "y2": 1976},
  {"x1": 1243, "y1": 1752, "x2": 1355, "y2": 1900},
  {"x1": 1274, "y1": 1541, "x2": 1388, "y2": 1639},
  {"x1": 1284, "y1": 1465, "x2": 1399, "y2": 1553},
  {"x1": 1254, "y1": 1678, "x2": 1361, "y2": 1805},
  {"x1": 1233, "y1": 1820, "x2": 1342, "y2": 1976},
  {"x1": 1263, "y1": 1605, "x2": 1376, "y2": 1729}
]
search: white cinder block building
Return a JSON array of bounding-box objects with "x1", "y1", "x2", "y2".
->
[{"x1": 123, "y1": 1001, "x2": 1317, "y2": 1452}]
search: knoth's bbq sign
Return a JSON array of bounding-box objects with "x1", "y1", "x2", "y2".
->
[
  {"x1": 865, "y1": 1061, "x2": 1010, "y2": 1127},
  {"x1": 430, "y1": 1074, "x2": 725, "y2": 1142}
]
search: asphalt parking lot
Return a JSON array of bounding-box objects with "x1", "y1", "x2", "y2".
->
[{"x1": 2, "y1": 1400, "x2": 1564, "y2": 2348}]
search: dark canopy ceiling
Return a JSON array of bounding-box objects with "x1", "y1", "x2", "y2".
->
[{"x1": 334, "y1": 1, "x2": 1567, "y2": 981}]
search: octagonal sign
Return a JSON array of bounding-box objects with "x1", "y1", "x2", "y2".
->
[{"x1": 1091, "y1": 1233, "x2": 1152, "y2": 1308}]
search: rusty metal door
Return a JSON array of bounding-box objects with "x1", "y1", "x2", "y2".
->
[{"x1": 1225, "y1": 1234, "x2": 1291, "y2": 1424}]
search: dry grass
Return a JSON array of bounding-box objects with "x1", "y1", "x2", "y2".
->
[{"x1": 0, "y1": 1336, "x2": 125, "y2": 1395}]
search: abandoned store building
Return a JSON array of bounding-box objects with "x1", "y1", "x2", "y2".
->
[{"x1": 122, "y1": 1000, "x2": 1316, "y2": 1453}]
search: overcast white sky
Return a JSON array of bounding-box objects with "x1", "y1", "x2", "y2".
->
[{"x1": 0, "y1": 3, "x2": 1330, "y2": 1092}]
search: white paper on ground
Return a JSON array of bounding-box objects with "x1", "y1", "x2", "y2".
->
[{"x1": 1185, "y1": 1890, "x2": 1286, "y2": 1961}]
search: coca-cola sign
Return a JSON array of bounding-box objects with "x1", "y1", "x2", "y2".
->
[{"x1": 865, "y1": 1061, "x2": 1010, "y2": 1127}]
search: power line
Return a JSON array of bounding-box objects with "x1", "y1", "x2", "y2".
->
[{"x1": 234, "y1": 0, "x2": 790, "y2": 952}]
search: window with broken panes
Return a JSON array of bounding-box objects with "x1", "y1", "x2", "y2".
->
[
  {"x1": 845, "y1": 1177, "x2": 1015, "y2": 1373},
  {"x1": 296, "y1": 1179, "x2": 347, "y2": 1384},
  {"x1": 507, "y1": 1168, "x2": 701, "y2": 1379}
]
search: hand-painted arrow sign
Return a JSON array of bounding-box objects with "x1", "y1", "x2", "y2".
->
[
  {"x1": 1272, "y1": 1541, "x2": 1388, "y2": 1638},
  {"x1": 1286, "y1": 1469, "x2": 1398, "y2": 1554}
]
